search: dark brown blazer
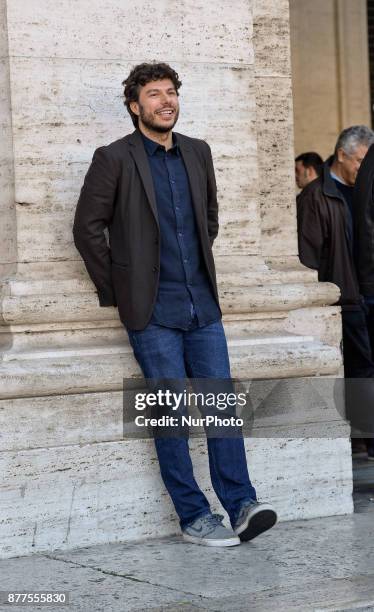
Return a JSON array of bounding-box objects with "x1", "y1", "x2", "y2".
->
[{"x1": 73, "y1": 129, "x2": 220, "y2": 330}]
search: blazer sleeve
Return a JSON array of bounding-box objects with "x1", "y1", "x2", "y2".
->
[
  {"x1": 73, "y1": 146, "x2": 119, "y2": 307},
  {"x1": 297, "y1": 190, "x2": 325, "y2": 271},
  {"x1": 204, "y1": 142, "x2": 219, "y2": 245}
]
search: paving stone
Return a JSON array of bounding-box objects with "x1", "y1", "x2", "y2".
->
[
  {"x1": 0, "y1": 554, "x2": 205, "y2": 612},
  {"x1": 1, "y1": 491, "x2": 374, "y2": 611}
]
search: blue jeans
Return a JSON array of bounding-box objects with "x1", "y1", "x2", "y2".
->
[{"x1": 127, "y1": 319, "x2": 257, "y2": 528}]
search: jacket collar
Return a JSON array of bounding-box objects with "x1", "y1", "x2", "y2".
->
[
  {"x1": 173, "y1": 133, "x2": 204, "y2": 222},
  {"x1": 322, "y1": 155, "x2": 346, "y2": 200},
  {"x1": 127, "y1": 129, "x2": 203, "y2": 224},
  {"x1": 127, "y1": 128, "x2": 149, "y2": 149},
  {"x1": 127, "y1": 130, "x2": 158, "y2": 225},
  {"x1": 322, "y1": 155, "x2": 354, "y2": 250}
]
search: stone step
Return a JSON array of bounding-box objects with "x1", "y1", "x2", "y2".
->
[
  {"x1": 4, "y1": 269, "x2": 319, "y2": 295},
  {"x1": 2, "y1": 256, "x2": 319, "y2": 295},
  {"x1": 0, "y1": 334, "x2": 341, "y2": 399},
  {"x1": 0, "y1": 377, "x2": 347, "y2": 453},
  {"x1": 0, "y1": 282, "x2": 340, "y2": 325}
]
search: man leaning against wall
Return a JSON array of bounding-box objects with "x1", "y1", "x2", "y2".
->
[{"x1": 72, "y1": 62, "x2": 278, "y2": 547}]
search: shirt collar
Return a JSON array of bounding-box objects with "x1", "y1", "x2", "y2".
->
[
  {"x1": 140, "y1": 131, "x2": 179, "y2": 157},
  {"x1": 330, "y1": 169, "x2": 350, "y2": 186},
  {"x1": 322, "y1": 156, "x2": 348, "y2": 200}
]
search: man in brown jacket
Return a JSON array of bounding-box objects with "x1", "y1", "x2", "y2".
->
[{"x1": 73, "y1": 62, "x2": 277, "y2": 546}]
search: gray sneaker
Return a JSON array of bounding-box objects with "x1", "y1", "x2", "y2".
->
[
  {"x1": 234, "y1": 500, "x2": 277, "y2": 542},
  {"x1": 182, "y1": 513, "x2": 241, "y2": 547}
]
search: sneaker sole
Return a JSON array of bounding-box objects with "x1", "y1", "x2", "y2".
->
[
  {"x1": 182, "y1": 533, "x2": 241, "y2": 547},
  {"x1": 235, "y1": 506, "x2": 277, "y2": 542}
]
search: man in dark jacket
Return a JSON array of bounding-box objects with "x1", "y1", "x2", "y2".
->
[
  {"x1": 353, "y1": 141, "x2": 374, "y2": 456},
  {"x1": 295, "y1": 151, "x2": 323, "y2": 190},
  {"x1": 354, "y1": 142, "x2": 374, "y2": 308},
  {"x1": 297, "y1": 126, "x2": 374, "y2": 456},
  {"x1": 73, "y1": 62, "x2": 277, "y2": 546}
]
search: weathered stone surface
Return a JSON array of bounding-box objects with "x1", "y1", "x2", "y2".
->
[
  {"x1": 0, "y1": 333, "x2": 341, "y2": 399},
  {"x1": 0, "y1": 0, "x2": 8, "y2": 59},
  {"x1": 1, "y1": 320, "x2": 125, "y2": 352},
  {"x1": 286, "y1": 305, "x2": 343, "y2": 350},
  {"x1": 0, "y1": 374, "x2": 348, "y2": 452},
  {"x1": 220, "y1": 281, "x2": 340, "y2": 313},
  {"x1": 0, "y1": 3, "x2": 16, "y2": 278},
  {"x1": 0, "y1": 60, "x2": 16, "y2": 272},
  {"x1": 253, "y1": 0, "x2": 291, "y2": 77},
  {"x1": 61, "y1": 512, "x2": 374, "y2": 603},
  {"x1": 9, "y1": 58, "x2": 259, "y2": 262},
  {"x1": 0, "y1": 437, "x2": 352, "y2": 559},
  {"x1": 1, "y1": 510, "x2": 374, "y2": 610},
  {"x1": 0, "y1": 553, "x2": 204, "y2": 611},
  {"x1": 42, "y1": 512, "x2": 374, "y2": 611},
  {"x1": 0, "y1": 392, "x2": 124, "y2": 451},
  {"x1": 0, "y1": 279, "x2": 339, "y2": 326},
  {"x1": 253, "y1": 0, "x2": 298, "y2": 258},
  {"x1": 254, "y1": 75, "x2": 298, "y2": 256},
  {"x1": 6, "y1": 0, "x2": 254, "y2": 64}
]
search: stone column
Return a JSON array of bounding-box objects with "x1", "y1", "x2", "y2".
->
[
  {"x1": 0, "y1": 0, "x2": 16, "y2": 282},
  {"x1": 0, "y1": 0, "x2": 352, "y2": 558}
]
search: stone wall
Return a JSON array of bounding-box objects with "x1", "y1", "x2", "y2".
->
[
  {"x1": 0, "y1": 0, "x2": 16, "y2": 282},
  {"x1": 1, "y1": 0, "x2": 298, "y2": 269},
  {"x1": 0, "y1": 0, "x2": 352, "y2": 558}
]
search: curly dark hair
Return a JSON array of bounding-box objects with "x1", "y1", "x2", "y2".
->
[{"x1": 122, "y1": 62, "x2": 182, "y2": 127}]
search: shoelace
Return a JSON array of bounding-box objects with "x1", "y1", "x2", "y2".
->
[
  {"x1": 237, "y1": 500, "x2": 258, "y2": 522},
  {"x1": 200, "y1": 513, "x2": 224, "y2": 532}
]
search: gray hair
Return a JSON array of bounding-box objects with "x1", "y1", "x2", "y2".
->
[{"x1": 334, "y1": 125, "x2": 374, "y2": 158}]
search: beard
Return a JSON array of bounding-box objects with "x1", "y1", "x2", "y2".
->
[{"x1": 138, "y1": 103, "x2": 179, "y2": 133}]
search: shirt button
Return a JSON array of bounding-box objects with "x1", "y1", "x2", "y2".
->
[
  {"x1": 183, "y1": 258, "x2": 188, "y2": 263},
  {"x1": 178, "y1": 232, "x2": 183, "y2": 237}
]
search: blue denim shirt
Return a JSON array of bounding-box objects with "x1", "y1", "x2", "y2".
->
[{"x1": 141, "y1": 132, "x2": 221, "y2": 330}]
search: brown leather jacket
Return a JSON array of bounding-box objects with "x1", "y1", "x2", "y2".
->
[{"x1": 297, "y1": 160, "x2": 361, "y2": 310}]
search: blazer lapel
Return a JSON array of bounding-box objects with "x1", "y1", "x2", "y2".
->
[
  {"x1": 128, "y1": 130, "x2": 159, "y2": 226},
  {"x1": 176, "y1": 134, "x2": 204, "y2": 223}
]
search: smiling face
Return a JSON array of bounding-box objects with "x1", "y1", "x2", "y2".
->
[{"x1": 130, "y1": 78, "x2": 180, "y2": 134}]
